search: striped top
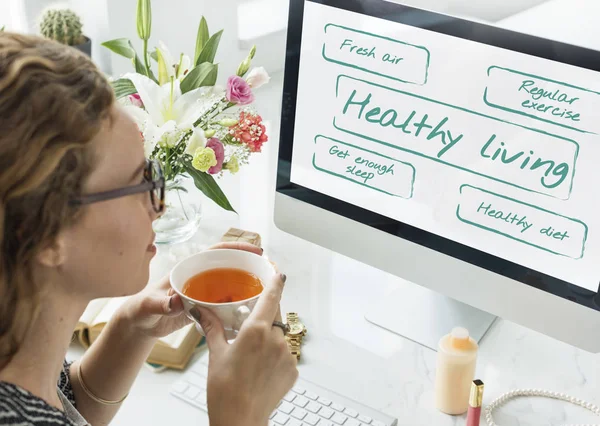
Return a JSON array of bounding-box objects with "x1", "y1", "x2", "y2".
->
[{"x1": 0, "y1": 361, "x2": 85, "y2": 425}]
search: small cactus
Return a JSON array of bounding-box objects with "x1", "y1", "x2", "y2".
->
[{"x1": 39, "y1": 9, "x2": 85, "y2": 46}]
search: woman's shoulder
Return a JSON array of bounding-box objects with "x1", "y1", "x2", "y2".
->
[{"x1": 0, "y1": 377, "x2": 75, "y2": 426}]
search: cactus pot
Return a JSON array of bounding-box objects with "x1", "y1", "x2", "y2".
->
[{"x1": 74, "y1": 36, "x2": 91, "y2": 57}]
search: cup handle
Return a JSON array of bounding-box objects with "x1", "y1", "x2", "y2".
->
[{"x1": 234, "y1": 305, "x2": 251, "y2": 330}]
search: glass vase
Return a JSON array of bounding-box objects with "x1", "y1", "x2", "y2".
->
[{"x1": 153, "y1": 177, "x2": 203, "y2": 245}]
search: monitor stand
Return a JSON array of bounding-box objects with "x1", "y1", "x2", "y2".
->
[{"x1": 364, "y1": 280, "x2": 497, "y2": 352}]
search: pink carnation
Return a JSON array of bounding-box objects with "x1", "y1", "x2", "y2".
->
[
  {"x1": 226, "y1": 76, "x2": 254, "y2": 105},
  {"x1": 206, "y1": 138, "x2": 225, "y2": 174},
  {"x1": 230, "y1": 112, "x2": 268, "y2": 153}
]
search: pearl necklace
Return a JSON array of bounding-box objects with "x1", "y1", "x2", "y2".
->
[{"x1": 485, "y1": 389, "x2": 600, "y2": 426}]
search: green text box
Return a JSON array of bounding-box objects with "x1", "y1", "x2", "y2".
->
[
  {"x1": 457, "y1": 184, "x2": 588, "y2": 259},
  {"x1": 313, "y1": 135, "x2": 415, "y2": 198},
  {"x1": 484, "y1": 66, "x2": 600, "y2": 134},
  {"x1": 323, "y1": 24, "x2": 430, "y2": 85},
  {"x1": 334, "y1": 74, "x2": 579, "y2": 200}
]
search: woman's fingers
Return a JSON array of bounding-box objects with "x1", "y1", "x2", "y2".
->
[
  {"x1": 208, "y1": 241, "x2": 263, "y2": 256},
  {"x1": 249, "y1": 273, "x2": 286, "y2": 323}
]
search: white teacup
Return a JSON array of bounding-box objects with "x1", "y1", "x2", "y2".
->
[{"x1": 170, "y1": 249, "x2": 276, "y2": 340}]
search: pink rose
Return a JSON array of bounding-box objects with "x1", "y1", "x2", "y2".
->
[
  {"x1": 206, "y1": 138, "x2": 225, "y2": 174},
  {"x1": 226, "y1": 76, "x2": 254, "y2": 105},
  {"x1": 128, "y1": 93, "x2": 144, "y2": 108}
]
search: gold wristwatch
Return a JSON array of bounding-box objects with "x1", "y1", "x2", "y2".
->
[{"x1": 285, "y1": 312, "x2": 307, "y2": 360}]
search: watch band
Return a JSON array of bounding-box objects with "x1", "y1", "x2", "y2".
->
[{"x1": 285, "y1": 313, "x2": 304, "y2": 360}]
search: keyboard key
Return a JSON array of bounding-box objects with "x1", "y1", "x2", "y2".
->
[
  {"x1": 317, "y1": 397, "x2": 332, "y2": 406},
  {"x1": 195, "y1": 392, "x2": 207, "y2": 406},
  {"x1": 184, "y1": 386, "x2": 200, "y2": 400},
  {"x1": 279, "y1": 402, "x2": 295, "y2": 414},
  {"x1": 291, "y1": 407, "x2": 307, "y2": 420},
  {"x1": 318, "y1": 407, "x2": 334, "y2": 419},
  {"x1": 345, "y1": 419, "x2": 361, "y2": 426},
  {"x1": 293, "y1": 386, "x2": 306, "y2": 395},
  {"x1": 273, "y1": 412, "x2": 290, "y2": 425},
  {"x1": 171, "y1": 381, "x2": 188, "y2": 393},
  {"x1": 358, "y1": 415, "x2": 372, "y2": 424},
  {"x1": 287, "y1": 420, "x2": 303, "y2": 426},
  {"x1": 331, "y1": 403, "x2": 345, "y2": 412},
  {"x1": 344, "y1": 408, "x2": 358, "y2": 418},
  {"x1": 293, "y1": 396, "x2": 309, "y2": 408},
  {"x1": 304, "y1": 413, "x2": 320, "y2": 425},
  {"x1": 283, "y1": 392, "x2": 297, "y2": 403},
  {"x1": 318, "y1": 421, "x2": 334, "y2": 426},
  {"x1": 305, "y1": 401, "x2": 321, "y2": 414},
  {"x1": 332, "y1": 412, "x2": 348, "y2": 425},
  {"x1": 270, "y1": 411, "x2": 277, "y2": 419},
  {"x1": 305, "y1": 391, "x2": 319, "y2": 400}
]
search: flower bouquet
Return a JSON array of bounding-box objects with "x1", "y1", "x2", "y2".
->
[{"x1": 102, "y1": 0, "x2": 269, "y2": 242}]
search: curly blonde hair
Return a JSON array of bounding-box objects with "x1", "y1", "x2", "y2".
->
[{"x1": 0, "y1": 32, "x2": 114, "y2": 366}]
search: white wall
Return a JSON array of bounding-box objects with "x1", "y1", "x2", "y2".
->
[
  {"x1": 394, "y1": 0, "x2": 549, "y2": 21},
  {"x1": 5, "y1": 0, "x2": 552, "y2": 77}
]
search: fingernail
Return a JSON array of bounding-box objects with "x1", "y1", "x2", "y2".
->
[
  {"x1": 189, "y1": 308, "x2": 201, "y2": 322},
  {"x1": 168, "y1": 295, "x2": 174, "y2": 312},
  {"x1": 280, "y1": 273, "x2": 287, "y2": 283}
]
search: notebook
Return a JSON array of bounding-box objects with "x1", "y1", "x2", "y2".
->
[{"x1": 73, "y1": 297, "x2": 202, "y2": 370}]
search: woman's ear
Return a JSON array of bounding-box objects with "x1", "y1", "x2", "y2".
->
[{"x1": 36, "y1": 236, "x2": 67, "y2": 268}]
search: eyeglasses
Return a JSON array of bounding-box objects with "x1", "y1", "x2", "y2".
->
[{"x1": 70, "y1": 159, "x2": 165, "y2": 213}]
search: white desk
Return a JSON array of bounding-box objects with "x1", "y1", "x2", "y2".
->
[{"x1": 68, "y1": 2, "x2": 600, "y2": 424}]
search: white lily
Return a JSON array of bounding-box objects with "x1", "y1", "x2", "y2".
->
[
  {"x1": 122, "y1": 72, "x2": 223, "y2": 157},
  {"x1": 155, "y1": 41, "x2": 192, "y2": 83},
  {"x1": 185, "y1": 127, "x2": 207, "y2": 156}
]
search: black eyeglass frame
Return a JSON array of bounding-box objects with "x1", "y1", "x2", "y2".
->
[{"x1": 70, "y1": 159, "x2": 166, "y2": 213}]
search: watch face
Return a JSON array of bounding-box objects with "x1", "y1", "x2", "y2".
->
[{"x1": 288, "y1": 323, "x2": 305, "y2": 335}]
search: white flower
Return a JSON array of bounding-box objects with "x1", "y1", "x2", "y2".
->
[
  {"x1": 177, "y1": 54, "x2": 192, "y2": 80},
  {"x1": 122, "y1": 72, "x2": 219, "y2": 156},
  {"x1": 185, "y1": 127, "x2": 207, "y2": 156},
  {"x1": 246, "y1": 67, "x2": 270, "y2": 90},
  {"x1": 156, "y1": 41, "x2": 176, "y2": 84}
]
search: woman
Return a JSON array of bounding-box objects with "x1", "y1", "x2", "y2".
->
[{"x1": 0, "y1": 32, "x2": 298, "y2": 426}]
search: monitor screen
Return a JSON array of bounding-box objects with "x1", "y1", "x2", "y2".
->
[{"x1": 277, "y1": 0, "x2": 600, "y2": 310}]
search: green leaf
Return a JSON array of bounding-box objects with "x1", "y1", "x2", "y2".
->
[
  {"x1": 195, "y1": 29, "x2": 223, "y2": 66},
  {"x1": 134, "y1": 54, "x2": 148, "y2": 76},
  {"x1": 102, "y1": 38, "x2": 136, "y2": 59},
  {"x1": 194, "y1": 17, "x2": 209, "y2": 65},
  {"x1": 182, "y1": 159, "x2": 236, "y2": 213},
  {"x1": 0, "y1": 26, "x2": 5, "y2": 32},
  {"x1": 180, "y1": 63, "x2": 218, "y2": 93},
  {"x1": 103, "y1": 38, "x2": 155, "y2": 80},
  {"x1": 150, "y1": 50, "x2": 158, "y2": 61},
  {"x1": 111, "y1": 78, "x2": 137, "y2": 99}
]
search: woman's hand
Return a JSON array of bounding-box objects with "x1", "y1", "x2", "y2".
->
[
  {"x1": 191, "y1": 272, "x2": 298, "y2": 426},
  {"x1": 117, "y1": 241, "x2": 263, "y2": 339}
]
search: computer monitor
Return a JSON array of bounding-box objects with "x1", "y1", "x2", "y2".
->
[{"x1": 274, "y1": 0, "x2": 600, "y2": 353}]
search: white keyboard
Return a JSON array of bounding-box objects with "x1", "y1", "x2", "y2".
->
[{"x1": 170, "y1": 353, "x2": 398, "y2": 426}]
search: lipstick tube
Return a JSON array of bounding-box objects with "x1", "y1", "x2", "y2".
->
[{"x1": 466, "y1": 380, "x2": 484, "y2": 426}]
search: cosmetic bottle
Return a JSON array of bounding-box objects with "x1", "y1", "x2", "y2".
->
[{"x1": 434, "y1": 327, "x2": 479, "y2": 415}]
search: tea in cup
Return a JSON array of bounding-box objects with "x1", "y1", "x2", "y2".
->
[{"x1": 170, "y1": 249, "x2": 276, "y2": 339}]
